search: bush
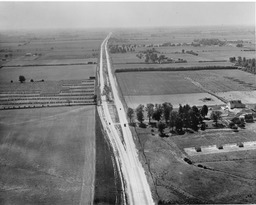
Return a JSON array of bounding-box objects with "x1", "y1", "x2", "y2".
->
[
  {"x1": 201, "y1": 122, "x2": 206, "y2": 130},
  {"x1": 41, "y1": 79, "x2": 44, "y2": 82},
  {"x1": 10, "y1": 80, "x2": 13, "y2": 83},
  {"x1": 184, "y1": 157, "x2": 193, "y2": 165},
  {"x1": 197, "y1": 164, "x2": 204, "y2": 168},
  {"x1": 19, "y1": 75, "x2": 26, "y2": 83},
  {"x1": 30, "y1": 79, "x2": 34, "y2": 82},
  {"x1": 195, "y1": 147, "x2": 202, "y2": 152},
  {"x1": 217, "y1": 145, "x2": 223, "y2": 149},
  {"x1": 237, "y1": 142, "x2": 244, "y2": 148},
  {"x1": 139, "y1": 123, "x2": 147, "y2": 128}
]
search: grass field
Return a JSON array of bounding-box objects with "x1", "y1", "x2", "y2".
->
[
  {"x1": 134, "y1": 126, "x2": 256, "y2": 204},
  {"x1": 0, "y1": 64, "x2": 96, "y2": 82},
  {"x1": 0, "y1": 106, "x2": 95, "y2": 205}
]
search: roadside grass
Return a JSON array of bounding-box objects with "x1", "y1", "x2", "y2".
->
[{"x1": 93, "y1": 110, "x2": 123, "y2": 204}]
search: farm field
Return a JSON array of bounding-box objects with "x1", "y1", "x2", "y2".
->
[
  {"x1": 116, "y1": 71, "x2": 203, "y2": 96},
  {"x1": 4, "y1": 58, "x2": 97, "y2": 67},
  {"x1": 110, "y1": 26, "x2": 255, "y2": 70},
  {"x1": 1, "y1": 29, "x2": 105, "y2": 67},
  {"x1": 216, "y1": 91, "x2": 256, "y2": 104},
  {"x1": 111, "y1": 26, "x2": 255, "y2": 45},
  {"x1": 134, "y1": 126, "x2": 256, "y2": 203},
  {"x1": 124, "y1": 93, "x2": 224, "y2": 109},
  {"x1": 116, "y1": 69, "x2": 256, "y2": 108},
  {"x1": 114, "y1": 61, "x2": 233, "y2": 70},
  {"x1": 0, "y1": 106, "x2": 95, "y2": 205},
  {"x1": 0, "y1": 64, "x2": 96, "y2": 82},
  {"x1": 112, "y1": 47, "x2": 255, "y2": 66},
  {"x1": 179, "y1": 69, "x2": 256, "y2": 93}
]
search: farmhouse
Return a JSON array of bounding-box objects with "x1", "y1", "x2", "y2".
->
[{"x1": 228, "y1": 100, "x2": 245, "y2": 109}]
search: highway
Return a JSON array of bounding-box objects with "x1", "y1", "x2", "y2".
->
[{"x1": 97, "y1": 33, "x2": 154, "y2": 205}]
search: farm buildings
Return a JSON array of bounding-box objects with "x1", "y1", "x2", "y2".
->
[{"x1": 228, "y1": 100, "x2": 246, "y2": 109}]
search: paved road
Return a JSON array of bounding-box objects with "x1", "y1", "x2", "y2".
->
[{"x1": 97, "y1": 34, "x2": 154, "y2": 205}]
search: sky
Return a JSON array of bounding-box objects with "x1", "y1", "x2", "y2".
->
[{"x1": 0, "y1": 2, "x2": 255, "y2": 30}]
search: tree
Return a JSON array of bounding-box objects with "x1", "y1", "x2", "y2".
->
[
  {"x1": 127, "y1": 107, "x2": 134, "y2": 123},
  {"x1": 200, "y1": 105, "x2": 208, "y2": 118},
  {"x1": 136, "y1": 104, "x2": 144, "y2": 124},
  {"x1": 162, "y1": 102, "x2": 173, "y2": 124},
  {"x1": 93, "y1": 94, "x2": 97, "y2": 103},
  {"x1": 210, "y1": 111, "x2": 222, "y2": 126},
  {"x1": 175, "y1": 116, "x2": 183, "y2": 133},
  {"x1": 146, "y1": 103, "x2": 154, "y2": 124},
  {"x1": 182, "y1": 104, "x2": 191, "y2": 130},
  {"x1": 169, "y1": 111, "x2": 178, "y2": 131},
  {"x1": 237, "y1": 56, "x2": 242, "y2": 65},
  {"x1": 189, "y1": 110, "x2": 199, "y2": 131},
  {"x1": 158, "y1": 55, "x2": 166, "y2": 64},
  {"x1": 19, "y1": 75, "x2": 26, "y2": 83},
  {"x1": 229, "y1": 57, "x2": 236, "y2": 63},
  {"x1": 192, "y1": 106, "x2": 199, "y2": 115},
  {"x1": 158, "y1": 122, "x2": 166, "y2": 136},
  {"x1": 178, "y1": 104, "x2": 183, "y2": 115},
  {"x1": 152, "y1": 104, "x2": 162, "y2": 122}
]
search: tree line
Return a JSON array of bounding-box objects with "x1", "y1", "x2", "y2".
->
[
  {"x1": 109, "y1": 44, "x2": 135, "y2": 53},
  {"x1": 127, "y1": 103, "x2": 222, "y2": 136},
  {"x1": 229, "y1": 56, "x2": 256, "y2": 74}
]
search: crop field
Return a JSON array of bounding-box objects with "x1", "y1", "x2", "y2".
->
[
  {"x1": 0, "y1": 106, "x2": 95, "y2": 204},
  {"x1": 116, "y1": 69, "x2": 256, "y2": 108},
  {"x1": 179, "y1": 69, "x2": 256, "y2": 93},
  {"x1": 0, "y1": 79, "x2": 95, "y2": 109},
  {"x1": 134, "y1": 126, "x2": 256, "y2": 204},
  {"x1": 117, "y1": 71, "x2": 203, "y2": 96},
  {"x1": 0, "y1": 64, "x2": 96, "y2": 82}
]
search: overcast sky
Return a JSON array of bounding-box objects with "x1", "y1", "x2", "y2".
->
[{"x1": 0, "y1": 2, "x2": 255, "y2": 30}]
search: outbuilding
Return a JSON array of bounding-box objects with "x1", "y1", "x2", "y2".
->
[{"x1": 227, "y1": 100, "x2": 245, "y2": 109}]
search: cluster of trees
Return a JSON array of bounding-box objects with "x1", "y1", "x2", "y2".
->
[
  {"x1": 136, "y1": 48, "x2": 168, "y2": 64},
  {"x1": 236, "y1": 43, "x2": 243, "y2": 47},
  {"x1": 109, "y1": 44, "x2": 135, "y2": 53},
  {"x1": 193, "y1": 38, "x2": 225, "y2": 46},
  {"x1": 127, "y1": 103, "x2": 222, "y2": 135},
  {"x1": 16, "y1": 76, "x2": 44, "y2": 83},
  {"x1": 230, "y1": 56, "x2": 256, "y2": 74},
  {"x1": 186, "y1": 50, "x2": 198, "y2": 56}
]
